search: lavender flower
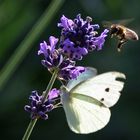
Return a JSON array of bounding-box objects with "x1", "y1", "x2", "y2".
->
[
  {"x1": 58, "y1": 14, "x2": 109, "y2": 60},
  {"x1": 38, "y1": 37, "x2": 85, "y2": 80},
  {"x1": 38, "y1": 36, "x2": 63, "y2": 71},
  {"x1": 38, "y1": 14, "x2": 108, "y2": 80},
  {"x1": 24, "y1": 89, "x2": 60, "y2": 120}
]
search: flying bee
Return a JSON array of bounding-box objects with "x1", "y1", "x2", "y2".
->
[{"x1": 103, "y1": 20, "x2": 139, "y2": 52}]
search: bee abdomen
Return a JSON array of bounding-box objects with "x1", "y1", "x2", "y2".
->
[{"x1": 125, "y1": 28, "x2": 139, "y2": 40}]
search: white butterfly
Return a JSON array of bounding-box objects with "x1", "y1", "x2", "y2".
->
[{"x1": 60, "y1": 67, "x2": 126, "y2": 134}]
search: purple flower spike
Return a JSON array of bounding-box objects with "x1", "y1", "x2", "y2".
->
[
  {"x1": 58, "y1": 14, "x2": 108, "y2": 60},
  {"x1": 24, "y1": 90, "x2": 60, "y2": 120}
]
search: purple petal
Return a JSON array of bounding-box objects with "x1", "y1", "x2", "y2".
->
[
  {"x1": 38, "y1": 41, "x2": 50, "y2": 55},
  {"x1": 48, "y1": 88, "x2": 60, "y2": 100},
  {"x1": 49, "y1": 36, "x2": 58, "y2": 50},
  {"x1": 94, "y1": 29, "x2": 109, "y2": 50},
  {"x1": 39, "y1": 111, "x2": 48, "y2": 120},
  {"x1": 58, "y1": 15, "x2": 74, "y2": 29},
  {"x1": 63, "y1": 38, "x2": 75, "y2": 48},
  {"x1": 41, "y1": 60, "x2": 53, "y2": 68},
  {"x1": 24, "y1": 105, "x2": 31, "y2": 112},
  {"x1": 78, "y1": 47, "x2": 88, "y2": 55},
  {"x1": 57, "y1": 55, "x2": 64, "y2": 66},
  {"x1": 70, "y1": 66, "x2": 85, "y2": 79},
  {"x1": 92, "y1": 24, "x2": 100, "y2": 30}
]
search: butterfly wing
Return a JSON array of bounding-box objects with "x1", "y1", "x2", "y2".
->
[
  {"x1": 67, "y1": 67, "x2": 97, "y2": 90},
  {"x1": 61, "y1": 92, "x2": 110, "y2": 134},
  {"x1": 70, "y1": 72, "x2": 126, "y2": 107}
]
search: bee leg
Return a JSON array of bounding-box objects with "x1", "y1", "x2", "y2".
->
[
  {"x1": 111, "y1": 33, "x2": 115, "y2": 38},
  {"x1": 117, "y1": 39, "x2": 126, "y2": 52}
]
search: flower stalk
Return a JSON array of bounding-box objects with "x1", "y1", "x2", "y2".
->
[
  {"x1": 22, "y1": 118, "x2": 37, "y2": 140},
  {"x1": 42, "y1": 69, "x2": 58, "y2": 103}
]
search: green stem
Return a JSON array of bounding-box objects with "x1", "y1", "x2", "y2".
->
[
  {"x1": 22, "y1": 70, "x2": 58, "y2": 140},
  {"x1": 0, "y1": 0, "x2": 65, "y2": 91},
  {"x1": 42, "y1": 70, "x2": 58, "y2": 102},
  {"x1": 22, "y1": 119, "x2": 37, "y2": 140}
]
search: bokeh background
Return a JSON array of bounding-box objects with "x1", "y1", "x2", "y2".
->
[{"x1": 0, "y1": 0, "x2": 140, "y2": 139}]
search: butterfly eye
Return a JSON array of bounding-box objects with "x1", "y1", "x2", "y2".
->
[{"x1": 105, "y1": 88, "x2": 110, "y2": 92}]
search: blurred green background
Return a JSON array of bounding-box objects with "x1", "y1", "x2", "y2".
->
[{"x1": 0, "y1": 0, "x2": 140, "y2": 139}]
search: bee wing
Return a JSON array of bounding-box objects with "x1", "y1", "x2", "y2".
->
[
  {"x1": 115, "y1": 18, "x2": 134, "y2": 25},
  {"x1": 102, "y1": 18, "x2": 134, "y2": 28},
  {"x1": 102, "y1": 21, "x2": 112, "y2": 28}
]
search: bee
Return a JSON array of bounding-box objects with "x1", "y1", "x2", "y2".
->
[{"x1": 103, "y1": 20, "x2": 139, "y2": 52}]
